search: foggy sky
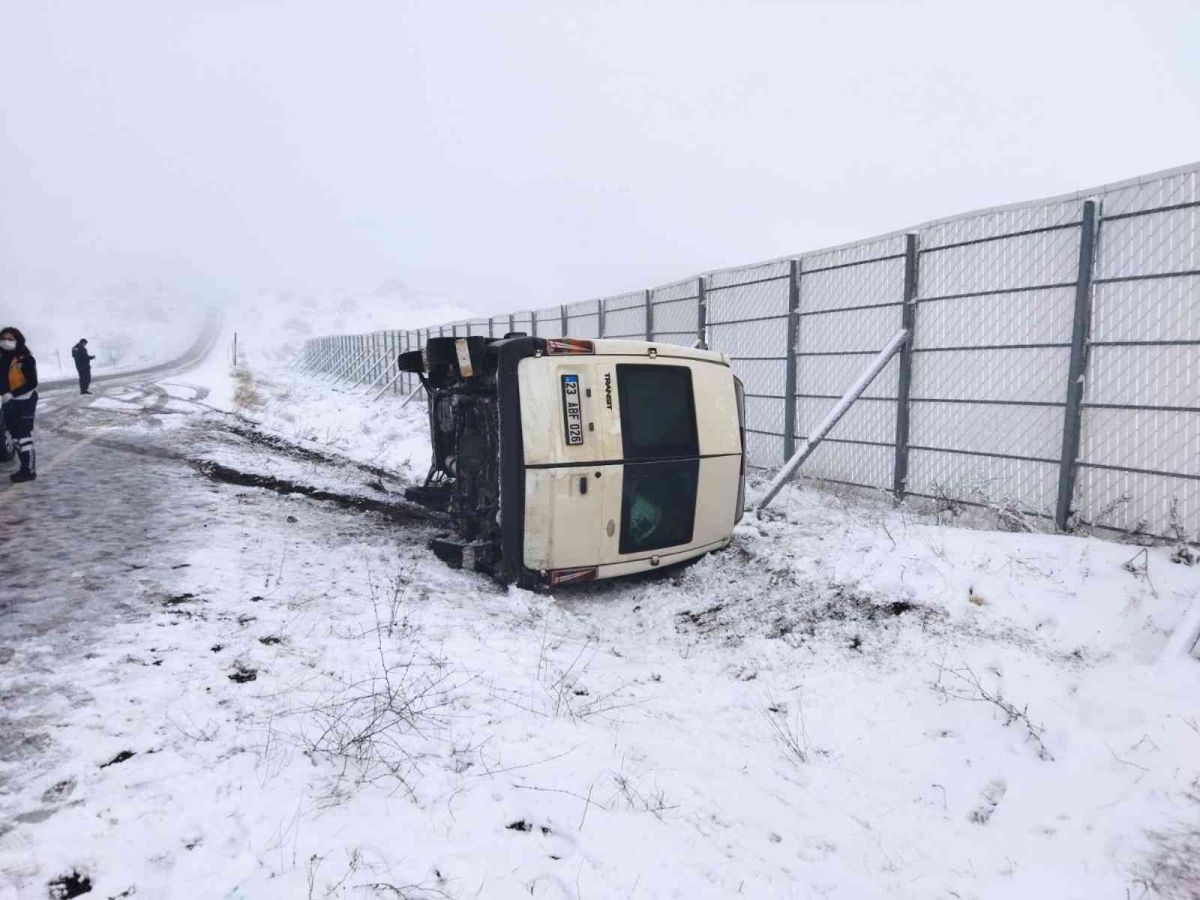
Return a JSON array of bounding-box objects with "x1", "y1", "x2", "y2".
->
[{"x1": 2, "y1": 1, "x2": 1198, "y2": 314}]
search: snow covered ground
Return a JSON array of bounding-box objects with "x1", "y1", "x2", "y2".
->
[{"x1": 1, "y1": 345, "x2": 1198, "y2": 900}]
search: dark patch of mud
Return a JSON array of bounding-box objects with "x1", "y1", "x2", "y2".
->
[
  {"x1": 229, "y1": 662, "x2": 257, "y2": 683},
  {"x1": 99, "y1": 750, "x2": 135, "y2": 769},
  {"x1": 48, "y1": 870, "x2": 92, "y2": 898},
  {"x1": 220, "y1": 421, "x2": 405, "y2": 485},
  {"x1": 194, "y1": 460, "x2": 428, "y2": 525}
]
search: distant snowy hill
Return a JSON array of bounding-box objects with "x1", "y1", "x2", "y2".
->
[
  {"x1": 6, "y1": 284, "x2": 211, "y2": 378},
  {"x1": 224, "y1": 281, "x2": 473, "y2": 368}
]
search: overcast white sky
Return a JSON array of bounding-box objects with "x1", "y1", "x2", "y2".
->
[{"x1": 2, "y1": 1, "x2": 1197, "y2": 314}]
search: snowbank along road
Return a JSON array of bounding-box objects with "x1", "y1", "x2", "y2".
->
[{"x1": 1, "y1": 338, "x2": 1198, "y2": 900}]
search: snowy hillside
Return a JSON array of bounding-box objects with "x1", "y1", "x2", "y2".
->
[{"x1": 218, "y1": 281, "x2": 474, "y2": 370}]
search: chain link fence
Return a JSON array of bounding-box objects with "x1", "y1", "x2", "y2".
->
[{"x1": 295, "y1": 162, "x2": 1199, "y2": 538}]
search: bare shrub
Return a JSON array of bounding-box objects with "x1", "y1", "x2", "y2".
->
[
  {"x1": 761, "y1": 689, "x2": 811, "y2": 766},
  {"x1": 293, "y1": 593, "x2": 465, "y2": 798},
  {"x1": 609, "y1": 768, "x2": 676, "y2": 821},
  {"x1": 1168, "y1": 498, "x2": 1198, "y2": 567},
  {"x1": 985, "y1": 494, "x2": 1038, "y2": 533},
  {"x1": 1132, "y1": 781, "x2": 1200, "y2": 900},
  {"x1": 928, "y1": 480, "x2": 966, "y2": 525},
  {"x1": 1070, "y1": 491, "x2": 1133, "y2": 533},
  {"x1": 930, "y1": 660, "x2": 1054, "y2": 761},
  {"x1": 234, "y1": 368, "x2": 266, "y2": 409},
  {"x1": 1124, "y1": 548, "x2": 1161, "y2": 599},
  {"x1": 492, "y1": 627, "x2": 638, "y2": 723}
]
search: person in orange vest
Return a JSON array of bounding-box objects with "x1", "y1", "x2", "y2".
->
[{"x1": 1, "y1": 327, "x2": 39, "y2": 482}]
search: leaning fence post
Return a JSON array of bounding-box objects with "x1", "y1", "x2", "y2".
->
[
  {"x1": 1055, "y1": 199, "x2": 1098, "y2": 531},
  {"x1": 783, "y1": 260, "x2": 800, "y2": 461},
  {"x1": 645, "y1": 289, "x2": 653, "y2": 342},
  {"x1": 759, "y1": 328, "x2": 912, "y2": 512},
  {"x1": 893, "y1": 233, "x2": 920, "y2": 500}
]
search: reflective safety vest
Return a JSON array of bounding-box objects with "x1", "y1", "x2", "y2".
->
[{"x1": 6, "y1": 356, "x2": 27, "y2": 393}]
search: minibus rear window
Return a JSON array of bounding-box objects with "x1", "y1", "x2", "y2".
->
[
  {"x1": 616, "y1": 365, "x2": 698, "y2": 460},
  {"x1": 619, "y1": 459, "x2": 699, "y2": 554}
]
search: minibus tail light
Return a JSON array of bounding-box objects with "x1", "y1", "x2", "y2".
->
[
  {"x1": 546, "y1": 339, "x2": 595, "y2": 355},
  {"x1": 549, "y1": 566, "x2": 598, "y2": 586}
]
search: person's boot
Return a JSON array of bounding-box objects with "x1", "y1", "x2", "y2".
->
[{"x1": 10, "y1": 446, "x2": 35, "y2": 482}]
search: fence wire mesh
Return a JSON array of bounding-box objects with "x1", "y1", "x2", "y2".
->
[
  {"x1": 906, "y1": 204, "x2": 1084, "y2": 518},
  {"x1": 566, "y1": 300, "x2": 601, "y2": 339},
  {"x1": 795, "y1": 235, "x2": 907, "y2": 490},
  {"x1": 299, "y1": 162, "x2": 1200, "y2": 539},
  {"x1": 650, "y1": 277, "x2": 702, "y2": 347},
  {"x1": 600, "y1": 290, "x2": 647, "y2": 339},
  {"x1": 707, "y1": 260, "x2": 792, "y2": 468},
  {"x1": 533, "y1": 306, "x2": 563, "y2": 339},
  {"x1": 1076, "y1": 168, "x2": 1200, "y2": 536}
]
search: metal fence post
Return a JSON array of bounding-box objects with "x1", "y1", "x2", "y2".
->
[
  {"x1": 1055, "y1": 199, "x2": 1098, "y2": 531},
  {"x1": 597, "y1": 298, "x2": 605, "y2": 338},
  {"x1": 697, "y1": 277, "x2": 707, "y2": 350},
  {"x1": 644, "y1": 289, "x2": 653, "y2": 342},
  {"x1": 383, "y1": 333, "x2": 390, "y2": 389},
  {"x1": 561, "y1": 304, "x2": 568, "y2": 337},
  {"x1": 402, "y1": 333, "x2": 409, "y2": 394},
  {"x1": 531, "y1": 312, "x2": 538, "y2": 338},
  {"x1": 893, "y1": 233, "x2": 920, "y2": 499},
  {"x1": 783, "y1": 260, "x2": 800, "y2": 460},
  {"x1": 509, "y1": 313, "x2": 515, "y2": 336}
]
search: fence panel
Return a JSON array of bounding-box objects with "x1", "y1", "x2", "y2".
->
[
  {"x1": 794, "y1": 235, "x2": 908, "y2": 490},
  {"x1": 512, "y1": 310, "x2": 534, "y2": 337},
  {"x1": 1076, "y1": 169, "x2": 1200, "y2": 535},
  {"x1": 707, "y1": 260, "x2": 792, "y2": 468},
  {"x1": 566, "y1": 299, "x2": 600, "y2": 338},
  {"x1": 534, "y1": 306, "x2": 563, "y2": 339},
  {"x1": 601, "y1": 291, "x2": 647, "y2": 339},
  {"x1": 651, "y1": 277, "x2": 701, "y2": 347},
  {"x1": 905, "y1": 201, "x2": 1085, "y2": 517}
]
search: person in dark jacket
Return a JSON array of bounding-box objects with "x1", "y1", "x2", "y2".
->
[
  {"x1": 1, "y1": 327, "x2": 39, "y2": 482},
  {"x1": 71, "y1": 338, "x2": 95, "y2": 394}
]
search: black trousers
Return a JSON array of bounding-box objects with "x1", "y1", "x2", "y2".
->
[
  {"x1": 77, "y1": 368, "x2": 91, "y2": 393},
  {"x1": 3, "y1": 395, "x2": 37, "y2": 472},
  {"x1": 2, "y1": 395, "x2": 36, "y2": 440}
]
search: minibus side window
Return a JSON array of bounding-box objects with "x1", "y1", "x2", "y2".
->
[
  {"x1": 619, "y1": 459, "x2": 699, "y2": 554},
  {"x1": 615, "y1": 365, "x2": 698, "y2": 460}
]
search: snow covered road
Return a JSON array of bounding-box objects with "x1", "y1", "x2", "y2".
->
[{"x1": 1, "y1": 358, "x2": 1198, "y2": 900}]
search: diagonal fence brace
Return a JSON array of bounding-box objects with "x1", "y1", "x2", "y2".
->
[{"x1": 757, "y1": 327, "x2": 910, "y2": 514}]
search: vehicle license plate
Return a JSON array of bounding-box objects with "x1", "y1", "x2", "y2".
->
[{"x1": 561, "y1": 375, "x2": 584, "y2": 446}]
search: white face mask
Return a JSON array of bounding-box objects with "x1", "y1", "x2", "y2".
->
[{"x1": 0, "y1": 340, "x2": 15, "y2": 352}]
